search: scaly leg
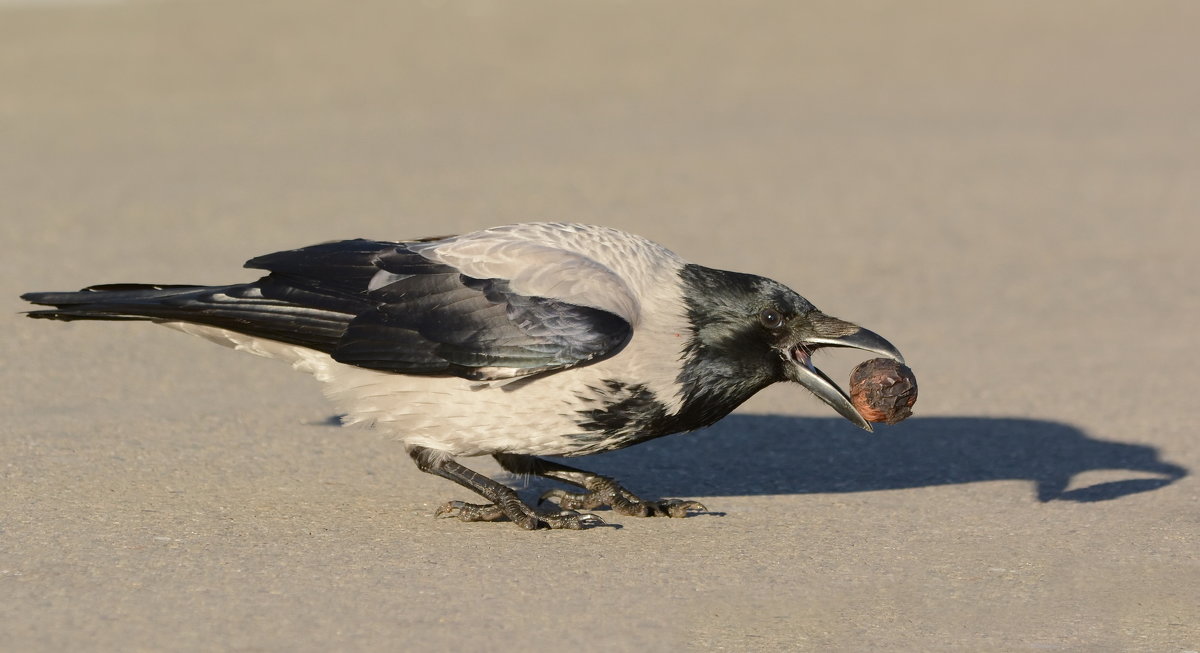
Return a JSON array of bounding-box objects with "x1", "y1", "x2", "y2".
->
[
  {"x1": 408, "y1": 446, "x2": 603, "y2": 530},
  {"x1": 493, "y1": 453, "x2": 707, "y2": 518}
]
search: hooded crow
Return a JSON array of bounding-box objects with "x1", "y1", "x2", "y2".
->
[{"x1": 21, "y1": 223, "x2": 904, "y2": 529}]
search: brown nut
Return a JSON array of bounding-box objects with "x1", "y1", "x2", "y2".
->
[{"x1": 849, "y1": 358, "x2": 918, "y2": 425}]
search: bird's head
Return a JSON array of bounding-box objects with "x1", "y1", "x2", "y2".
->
[{"x1": 681, "y1": 266, "x2": 904, "y2": 432}]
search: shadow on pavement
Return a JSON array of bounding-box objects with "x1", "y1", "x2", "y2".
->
[{"x1": 550, "y1": 415, "x2": 1188, "y2": 503}]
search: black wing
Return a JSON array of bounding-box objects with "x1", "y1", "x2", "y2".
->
[{"x1": 24, "y1": 239, "x2": 632, "y2": 381}]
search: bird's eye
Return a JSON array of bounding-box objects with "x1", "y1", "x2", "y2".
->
[{"x1": 759, "y1": 307, "x2": 784, "y2": 329}]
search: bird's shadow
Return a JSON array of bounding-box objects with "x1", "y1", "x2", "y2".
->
[{"x1": 535, "y1": 415, "x2": 1188, "y2": 503}]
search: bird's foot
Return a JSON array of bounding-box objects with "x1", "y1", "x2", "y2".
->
[
  {"x1": 434, "y1": 500, "x2": 605, "y2": 530},
  {"x1": 539, "y1": 477, "x2": 707, "y2": 518}
]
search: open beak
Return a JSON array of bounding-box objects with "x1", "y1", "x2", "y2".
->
[{"x1": 785, "y1": 317, "x2": 904, "y2": 433}]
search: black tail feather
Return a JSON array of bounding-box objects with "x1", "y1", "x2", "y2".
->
[
  {"x1": 20, "y1": 282, "x2": 355, "y2": 352},
  {"x1": 22, "y1": 284, "x2": 214, "y2": 321}
]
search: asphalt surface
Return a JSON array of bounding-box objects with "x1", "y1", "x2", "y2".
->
[{"x1": 3, "y1": 1, "x2": 1198, "y2": 651}]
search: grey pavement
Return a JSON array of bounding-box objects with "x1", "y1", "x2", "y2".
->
[{"x1": 2, "y1": 1, "x2": 1198, "y2": 651}]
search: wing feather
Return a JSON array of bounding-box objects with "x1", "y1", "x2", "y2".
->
[
  {"x1": 26, "y1": 227, "x2": 644, "y2": 382},
  {"x1": 248, "y1": 237, "x2": 633, "y2": 380}
]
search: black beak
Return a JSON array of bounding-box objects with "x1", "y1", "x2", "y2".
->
[
  {"x1": 785, "y1": 318, "x2": 905, "y2": 433},
  {"x1": 807, "y1": 325, "x2": 904, "y2": 365}
]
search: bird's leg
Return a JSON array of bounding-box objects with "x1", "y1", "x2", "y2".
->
[
  {"x1": 492, "y1": 453, "x2": 707, "y2": 518},
  {"x1": 407, "y1": 446, "x2": 603, "y2": 530}
]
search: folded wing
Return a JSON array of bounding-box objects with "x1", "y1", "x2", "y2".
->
[{"x1": 24, "y1": 237, "x2": 634, "y2": 381}]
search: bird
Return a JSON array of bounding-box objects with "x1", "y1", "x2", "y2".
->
[{"x1": 21, "y1": 222, "x2": 904, "y2": 529}]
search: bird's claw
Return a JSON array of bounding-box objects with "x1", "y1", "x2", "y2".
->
[
  {"x1": 651, "y1": 498, "x2": 709, "y2": 518},
  {"x1": 539, "y1": 488, "x2": 607, "y2": 511},
  {"x1": 435, "y1": 500, "x2": 506, "y2": 522},
  {"x1": 574, "y1": 512, "x2": 607, "y2": 528},
  {"x1": 539, "y1": 483, "x2": 708, "y2": 518},
  {"x1": 434, "y1": 499, "x2": 605, "y2": 530}
]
